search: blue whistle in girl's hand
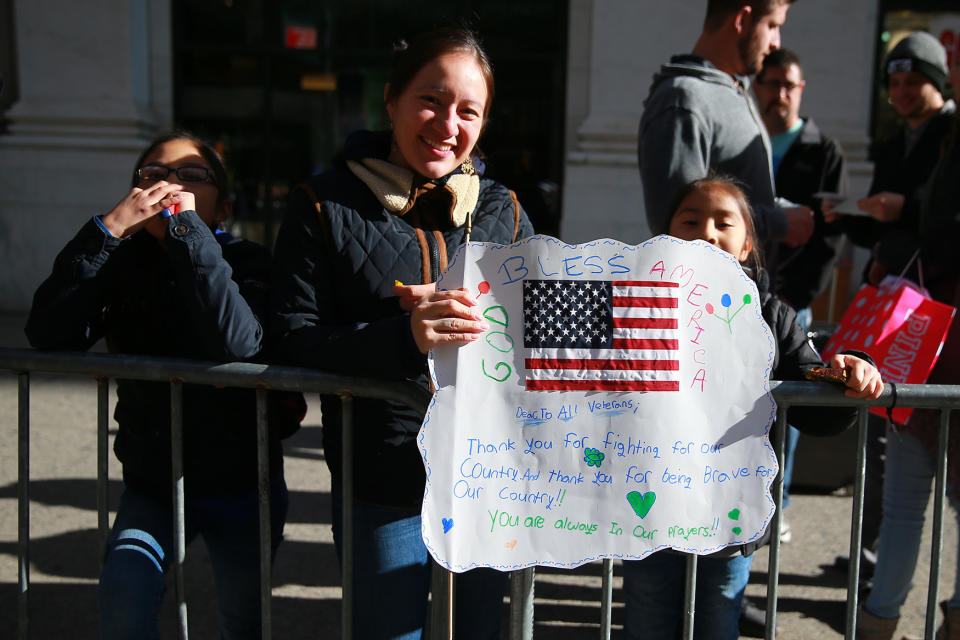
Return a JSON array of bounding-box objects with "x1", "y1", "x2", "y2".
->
[{"x1": 158, "y1": 202, "x2": 180, "y2": 219}]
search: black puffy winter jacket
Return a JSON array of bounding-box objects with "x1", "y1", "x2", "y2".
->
[
  {"x1": 26, "y1": 211, "x2": 304, "y2": 501},
  {"x1": 270, "y1": 131, "x2": 535, "y2": 507}
]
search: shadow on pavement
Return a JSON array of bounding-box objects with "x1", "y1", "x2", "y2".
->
[
  {"x1": 749, "y1": 566, "x2": 848, "y2": 589},
  {"x1": 771, "y1": 595, "x2": 848, "y2": 634},
  {"x1": 0, "y1": 478, "x2": 124, "y2": 511},
  {"x1": 1, "y1": 529, "x2": 345, "y2": 638},
  {"x1": 283, "y1": 424, "x2": 327, "y2": 463},
  {"x1": 0, "y1": 478, "x2": 333, "y2": 525}
]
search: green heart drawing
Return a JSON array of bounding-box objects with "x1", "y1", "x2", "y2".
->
[
  {"x1": 728, "y1": 508, "x2": 742, "y2": 536},
  {"x1": 626, "y1": 491, "x2": 656, "y2": 519}
]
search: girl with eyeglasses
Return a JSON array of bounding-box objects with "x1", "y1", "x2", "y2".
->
[{"x1": 26, "y1": 132, "x2": 305, "y2": 640}]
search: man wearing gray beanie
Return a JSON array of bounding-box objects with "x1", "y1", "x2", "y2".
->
[
  {"x1": 885, "y1": 31, "x2": 949, "y2": 95},
  {"x1": 825, "y1": 30, "x2": 956, "y2": 640},
  {"x1": 829, "y1": 30, "x2": 954, "y2": 273}
]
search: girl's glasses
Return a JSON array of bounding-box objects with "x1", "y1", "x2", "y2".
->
[{"x1": 137, "y1": 165, "x2": 213, "y2": 184}]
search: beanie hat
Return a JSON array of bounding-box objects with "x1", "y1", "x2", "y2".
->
[{"x1": 885, "y1": 32, "x2": 948, "y2": 92}]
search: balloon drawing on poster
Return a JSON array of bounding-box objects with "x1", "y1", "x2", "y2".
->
[{"x1": 419, "y1": 235, "x2": 778, "y2": 572}]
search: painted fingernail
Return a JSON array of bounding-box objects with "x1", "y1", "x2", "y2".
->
[
  {"x1": 158, "y1": 208, "x2": 173, "y2": 218},
  {"x1": 479, "y1": 320, "x2": 490, "y2": 331}
]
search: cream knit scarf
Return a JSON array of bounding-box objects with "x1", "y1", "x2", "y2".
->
[{"x1": 346, "y1": 157, "x2": 480, "y2": 226}]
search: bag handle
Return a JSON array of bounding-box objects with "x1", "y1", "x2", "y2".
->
[
  {"x1": 893, "y1": 248, "x2": 924, "y2": 292},
  {"x1": 885, "y1": 382, "x2": 899, "y2": 433}
]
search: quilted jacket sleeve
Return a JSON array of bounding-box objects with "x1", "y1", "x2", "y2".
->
[
  {"x1": 163, "y1": 210, "x2": 265, "y2": 361},
  {"x1": 771, "y1": 298, "x2": 873, "y2": 436},
  {"x1": 516, "y1": 200, "x2": 535, "y2": 241},
  {"x1": 269, "y1": 189, "x2": 425, "y2": 379}
]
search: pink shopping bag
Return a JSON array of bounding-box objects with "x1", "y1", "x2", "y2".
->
[{"x1": 823, "y1": 283, "x2": 956, "y2": 424}]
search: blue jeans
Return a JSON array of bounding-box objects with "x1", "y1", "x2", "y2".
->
[
  {"x1": 622, "y1": 551, "x2": 753, "y2": 640},
  {"x1": 98, "y1": 479, "x2": 288, "y2": 640},
  {"x1": 865, "y1": 430, "x2": 960, "y2": 618},
  {"x1": 331, "y1": 484, "x2": 507, "y2": 639}
]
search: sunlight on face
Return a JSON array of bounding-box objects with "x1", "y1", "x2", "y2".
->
[
  {"x1": 138, "y1": 139, "x2": 228, "y2": 227},
  {"x1": 668, "y1": 186, "x2": 753, "y2": 264},
  {"x1": 385, "y1": 52, "x2": 489, "y2": 179}
]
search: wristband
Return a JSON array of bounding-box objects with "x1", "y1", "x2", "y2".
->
[{"x1": 158, "y1": 202, "x2": 181, "y2": 219}]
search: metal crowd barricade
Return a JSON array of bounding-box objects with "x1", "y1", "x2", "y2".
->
[
  {"x1": 0, "y1": 348, "x2": 431, "y2": 640},
  {"x1": 765, "y1": 381, "x2": 959, "y2": 640},
  {"x1": 4, "y1": 346, "x2": 960, "y2": 640},
  {"x1": 503, "y1": 381, "x2": 959, "y2": 640}
]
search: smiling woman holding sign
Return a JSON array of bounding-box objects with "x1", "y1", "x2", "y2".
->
[{"x1": 270, "y1": 27, "x2": 533, "y2": 639}]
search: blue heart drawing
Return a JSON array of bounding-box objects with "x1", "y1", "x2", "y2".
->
[{"x1": 442, "y1": 518, "x2": 454, "y2": 534}]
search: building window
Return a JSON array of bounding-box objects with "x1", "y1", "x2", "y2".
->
[{"x1": 173, "y1": 1, "x2": 568, "y2": 245}]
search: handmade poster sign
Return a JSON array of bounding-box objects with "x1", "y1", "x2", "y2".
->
[{"x1": 419, "y1": 235, "x2": 778, "y2": 572}]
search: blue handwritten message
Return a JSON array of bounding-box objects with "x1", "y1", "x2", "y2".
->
[{"x1": 419, "y1": 236, "x2": 777, "y2": 572}]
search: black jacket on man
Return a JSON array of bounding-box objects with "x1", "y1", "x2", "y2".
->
[
  {"x1": 774, "y1": 117, "x2": 848, "y2": 310},
  {"x1": 841, "y1": 101, "x2": 956, "y2": 253}
]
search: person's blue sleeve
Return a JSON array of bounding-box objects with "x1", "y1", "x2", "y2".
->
[{"x1": 94, "y1": 215, "x2": 116, "y2": 238}]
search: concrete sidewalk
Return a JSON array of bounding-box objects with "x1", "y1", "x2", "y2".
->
[{"x1": 1, "y1": 310, "x2": 956, "y2": 638}]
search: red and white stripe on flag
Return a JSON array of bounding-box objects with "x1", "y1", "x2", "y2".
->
[{"x1": 522, "y1": 279, "x2": 679, "y2": 391}]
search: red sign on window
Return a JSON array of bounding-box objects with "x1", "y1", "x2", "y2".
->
[
  {"x1": 930, "y1": 14, "x2": 960, "y2": 71},
  {"x1": 285, "y1": 25, "x2": 317, "y2": 50}
]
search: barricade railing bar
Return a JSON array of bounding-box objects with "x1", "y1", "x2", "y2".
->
[
  {"x1": 764, "y1": 382, "x2": 958, "y2": 640},
  {"x1": 0, "y1": 348, "x2": 430, "y2": 640},
  {"x1": 2, "y1": 347, "x2": 959, "y2": 640}
]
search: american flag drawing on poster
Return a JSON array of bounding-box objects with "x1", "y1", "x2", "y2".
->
[{"x1": 522, "y1": 279, "x2": 680, "y2": 391}]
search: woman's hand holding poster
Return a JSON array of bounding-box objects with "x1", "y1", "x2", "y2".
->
[{"x1": 419, "y1": 235, "x2": 777, "y2": 572}]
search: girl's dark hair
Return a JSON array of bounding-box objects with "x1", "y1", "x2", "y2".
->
[
  {"x1": 385, "y1": 27, "x2": 495, "y2": 119},
  {"x1": 131, "y1": 131, "x2": 229, "y2": 203},
  {"x1": 665, "y1": 174, "x2": 764, "y2": 272}
]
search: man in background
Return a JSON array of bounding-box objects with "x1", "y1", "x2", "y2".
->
[
  {"x1": 753, "y1": 47, "x2": 848, "y2": 552},
  {"x1": 755, "y1": 48, "x2": 848, "y2": 317},
  {"x1": 825, "y1": 31, "x2": 955, "y2": 588},
  {"x1": 637, "y1": 0, "x2": 814, "y2": 264},
  {"x1": 637, "y1": 3, "x2": 815, "y2": 633}
]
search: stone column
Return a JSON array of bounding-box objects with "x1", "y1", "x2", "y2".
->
[
  {"x1": 782, "y1": 0, "x2": 878, "y2": 199},
  {"x1": 0, "y1": 0, "x2": 172, "y2": 311},
  {"x1": 561, "y1": 1, "x2": 701, "y2": 244}
]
